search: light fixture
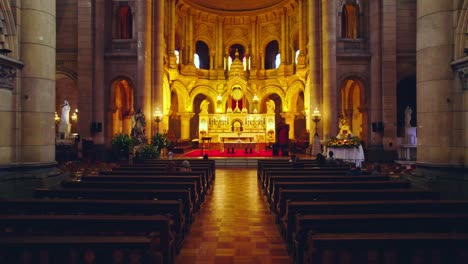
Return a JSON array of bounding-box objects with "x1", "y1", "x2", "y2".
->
[
  {"x1": 153, "y1": 107, "x2": 163, "y2": 134},
  {"x1": 312, "y1": 107, "x2": 321, "y2": 136},
  {"x1": 54, "y1": 112, "x2": 60, "y2": 123},
  {"x1": 71, "y1": 109, "x2": 78, "y2": 122}
]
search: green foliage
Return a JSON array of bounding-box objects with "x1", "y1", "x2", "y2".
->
[
  {"x1": 151, "y1": 133, "x2": 171, "y2": 150},
  {"x1": 111, "y1": 133, "x2": 133, "y2": 150},
  {"x1": 327, "y1": 136, "x2": 360, "y2": 147},
  {"x1": 138, "y1": 144, "x2": 159, "y2": 160}
]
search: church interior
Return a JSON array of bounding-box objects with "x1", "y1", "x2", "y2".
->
[{"x1": 0, "y1": 0, "x2": 467, "y2": 263}]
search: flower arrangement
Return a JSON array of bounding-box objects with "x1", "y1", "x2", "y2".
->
[
  {"x1": 327, "y1": 135, "x2": 360, "y2": 148},
  {"x1": 111, "y1": 133, "x2": 133, "y2": 151}
]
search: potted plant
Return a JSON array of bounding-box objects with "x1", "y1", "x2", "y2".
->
[
  {"x1": 135, "y1": 144, "x2": 159, "y2": 162},
  {"x1": 111, "y1": 133, "x2": 133, "y2": 161},
  {"x1": 151, "y1": 133, "x2": 172, "y2": 158}
]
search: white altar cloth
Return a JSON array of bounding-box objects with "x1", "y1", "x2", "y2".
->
[{"x1": 327, "y1": 145, "x2": 365, "y2": 167}]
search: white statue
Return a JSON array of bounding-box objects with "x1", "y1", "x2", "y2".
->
[
  {"x1": 60, "y1": 100, "x2": 70, "y2": 125},
  {"x1": 405, "y1": 106, "x2": 412, "y2": 128},
  {"x1": 200, "y1": 99, "x2": 209, "y2": 114},
  {"x1": 266, "y1": 99, "x2": 275, "y2": 114}
]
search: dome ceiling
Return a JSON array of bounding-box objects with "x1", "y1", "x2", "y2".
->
[{"x1": 183, "y1": 0, "x2": 289, "y2": 13}]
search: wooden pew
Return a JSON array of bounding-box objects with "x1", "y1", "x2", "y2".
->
[
  {"x1": 60, "y1": 180, "x2": 201, "y2": 211},
  {"x1": 0, "y1": 214, "x2": 175, "y2": 264},
  {"x1": 303, "y1": 232, "x2": 468, "y2": 264},
  {"x1": 80, "y1": 174, "x2": 207, "y2": 201},
  {"x1": 269, "y1": 180, "x2": 412, "y2": 211},
  {"x1": 293, "y1": 213, "x2": 468, "y2": 264},
  {"x1": 259, "y1": 165, "x2": 350, "y2": 184},
  {"x1": 264, "y1": 175, "x2": 388, "y2": 199},
  {"x1": 257, "y1": 160, "x2": 349, "y2": 179},
  {"x1": 276, "y1": 189, "x2": 439, "y2": 220},
  {"x1": 0, "y1": 236, "x2": 164, "y2": 264},
  {"x1": 102, "y1": 168, "x2": 213, "y2": 190},
  {"x1": 142, "y1": 160, "x2": 216, "y2": 179},
  {"x1": 34, "y1": 188, "x2": 194, "y2": 225},
  {"x1": 281, "y1": 200, "x2": 468, "y2": 249},
  {"x1": 0, "y1": 199, "x2": 187, "y2": 250}
]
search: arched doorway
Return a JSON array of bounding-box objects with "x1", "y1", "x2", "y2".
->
[
  {"x1": 168, "y1": 91, "x2": 181, "y2": 140},
  {"x1": 110, "y1": 78, "x2": 134, "y2": 136},
  {"x1": 292, "y1": 91, "x2": 307, "y2": 139},
  {"x1": 340, "y1": 78, "x2": 366, "y2": 145}
]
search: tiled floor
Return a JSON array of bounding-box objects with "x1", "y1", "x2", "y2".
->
[{"x1": 175, "y1": 168, "x2": 292, "y2": 264}]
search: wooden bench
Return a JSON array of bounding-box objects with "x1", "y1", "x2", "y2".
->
[
  {"x1": 270, "y1": 180, "x2": 412, "y2": 211},
  {"x1": 259, "y1": 165, "x2": 350, "y2": 183},
  {"x1": 60, "y1": 180, "x2": 201, "y2": 211},
  {"x1": 0, "y1": 199, "x2": 187, "y2": 250},
  {"x1": 293, "y1": 213, "x2": 468, "y2": 264},
  {"x1": 34, "y1": 188, "x2": 194, "y2": 225},
  {"x1": 303, "y1": 232, "x2": 468, "y2": 264},
  {"x1": 276, "y1": 189, "x2": 439, "y2": 220},
  {"x1": 80, "y1": 174, "x2": 207, "y2": 201},
  {"x1": 0, "y1": 235, "x2": 164, "y2": 264},
  {"x1": 103, "y1": 169, "x2": 213, "y2": 189},
  {"x1": 264, "y1": 175, "x2": 388, "y2": 199},
  {"x1": 282, "y1": 200, "x2": 468, "y2": 249},
  {"x1": 0, "y1": 214, "x2": 175, "y2": 264}
]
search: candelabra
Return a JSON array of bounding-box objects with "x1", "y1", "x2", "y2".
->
[
  {"x1": 153, "y1": 107, "x2": 163, "y2": 134},
  {"x1": 312, "y1": 107, "x2": 321, "y2": 136}
]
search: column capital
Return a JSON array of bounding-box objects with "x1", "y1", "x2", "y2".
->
[{"x1": 178, "y1": 112, "x2": 195, "y2": 119}]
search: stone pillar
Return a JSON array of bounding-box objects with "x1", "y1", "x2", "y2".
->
[
  {"x1": 153, "y1": 0, "x2": 164, "y2": 135},
  {"x1": 179, "y1": 112, "x2": 194, "y2": 140},
  {"x1": 77, "y1": 0, "x2": 93, "y2": 139},
  {"x1": 93, "y1": 0, "x2": 105, "y2": 145},
  {"x1": 307, "y1": 0, "x2": 320, "y2": 144},
  {"x1": 416, "y1": 1, "x2": 455, "y2": 165},
  {"x1": 281, "y1": 113, "x2": 297, "y2": 140},
  {"x1": 137, "y1": 0, "x2": 153, "y2": 137},
  {"x1": 407, "y1": 1, "x2": 468, "y2": 199},
  {"x1": 168, "y1": 0, "x2": 177, "y2": 68},
  {"x1": 381, "y1": 0, "x2": 397, "y2": 151},
  {"x1": 368, "y1": 0, "x2": 383, "y2": 153},
  {"x1": 321, "y1": 0, "x2": 337, "y2": 140},
  {"x1": 20, "y1": 0, "x2": 56, "y2": 165}
]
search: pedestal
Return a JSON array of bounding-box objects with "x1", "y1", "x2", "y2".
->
[
  {"x1": 311, "y1": 135, "x2": 321, "y2": 156},
  {"x1": 59, "y1": 123, "x2": 71, "y2": 138}
]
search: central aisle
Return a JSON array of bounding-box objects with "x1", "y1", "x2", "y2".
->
[{"x1": 175, "y1": 168, "x2": 292, "y2": 264}]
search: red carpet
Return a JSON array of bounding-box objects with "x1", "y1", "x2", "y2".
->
[{"x1": 183, "y1": 149, "x2": 273, "y2": 158}]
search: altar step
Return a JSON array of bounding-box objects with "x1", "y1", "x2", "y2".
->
[{"x1": 214, "y1": 158, "x2": 260, "y2": 168}]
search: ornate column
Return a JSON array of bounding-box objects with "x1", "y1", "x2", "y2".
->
[
  {"x1": 281, "y1": 112, "x2": 297, "y2": 140},
  {"x1": 179, "y1": 112, "x2": 195, "y2": 140},
  {"x1": 93, "y1": 0, "x2": 105, "y2": 144},
  {"x1": 321, "y1": 0, "x2": 337, "y2": 140},
  {"x1": 153, "y1": 0, "x2": 164, "y2": 135},
  {"x1": 138, "y1": 0, "x2": 153, "y2": 137},
  {"x1": 307, "y1": 0, "x2": 320, "y2": 144},
  {"x1": 168, "y1": 0, "x2": 177, "y2": 68},
  {"x1": 20, "y1": 0, "x2": 56, "y2": 165}
]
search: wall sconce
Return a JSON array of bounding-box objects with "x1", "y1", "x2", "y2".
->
[
  {"x1": 312, "y1": 107, "x2": 321, "y2": 136},
  {"x1": 54, "y1": 112, "x2": 60, "y2": 123},
  {"x1": 71, "y1": 109, "x2": 78, "y2": 122},
  {"x1": 153, "y1": 107, "x2": 163, "y2": 134}
]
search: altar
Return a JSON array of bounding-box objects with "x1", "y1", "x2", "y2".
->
[{"x1": 327, "y1": 145, "x2": 365, "y2": 167}]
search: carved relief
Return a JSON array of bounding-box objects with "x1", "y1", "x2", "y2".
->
[{"x1": 0, "y1": 64, "x2": 16, "y2": 90}]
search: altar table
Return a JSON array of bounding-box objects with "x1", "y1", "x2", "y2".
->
[
  {"x1": 327, "y1": 145, "x2": 365, "y2": 167},
  {"x1": 223, "y1": 142, "x2": 257, "y2": 154}
]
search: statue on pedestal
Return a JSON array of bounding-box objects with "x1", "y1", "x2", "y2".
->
[
  {"x1": 266, "y1": 99, "x2": 275, "y2": 114},
  {"x1": 59, "y1": 100, "x2": 71, "y2": 137},
  {"x1": 405, "y1": 106, "x2": 412, "y2": 128},
  {"x1": 200, "y1": 99, "x2": 209, "y2": 114},
  {"x1": 131, "y1": 108, "x2": 147, "y2": 145}
]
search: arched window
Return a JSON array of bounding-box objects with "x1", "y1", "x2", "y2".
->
[
  {"x1": 265, "y1": 40, "x2": 280, "y2": 69},
  {"x1": 116, "y1": 4, "x2": 133, "y2": 39},
  {"x1": 295, "y1": 50, "x2": 300, "y2": 65},
  {"x1": 195, "y1": 41, "x2": 210, "y2": 70},
  {"x1": 194, "y1": 54, "x2": 200, "y2": 69},
  {"x1": 341, "y1": 3, "x2": 359, "y2": 39}
]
